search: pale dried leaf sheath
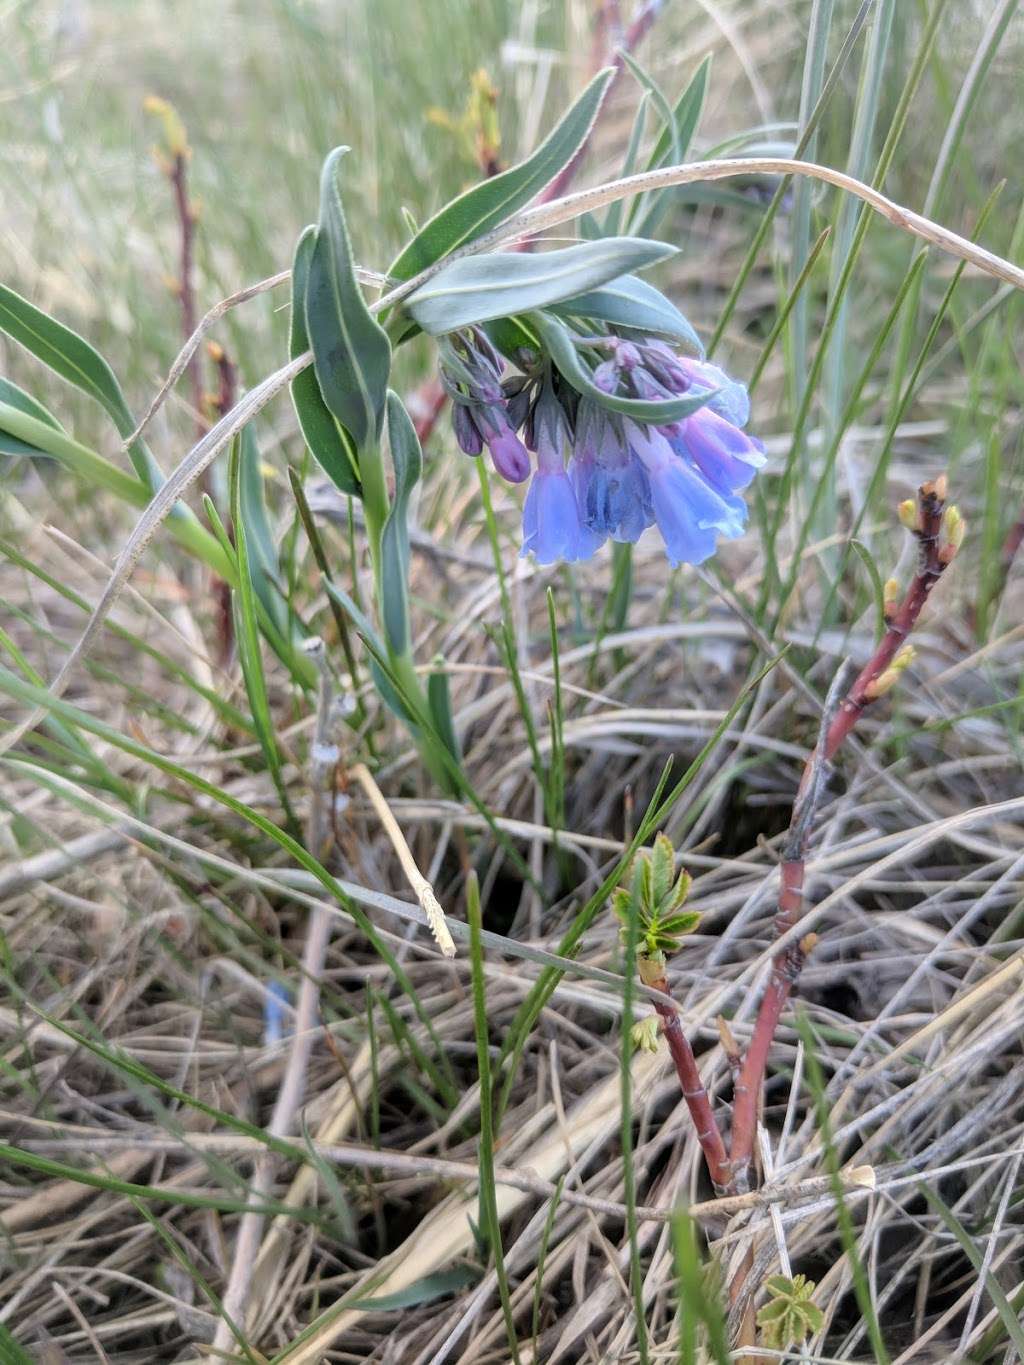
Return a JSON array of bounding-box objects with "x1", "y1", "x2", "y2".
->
[{"x1": 350, "y1": 762, "x2": 456, "y2": 957}]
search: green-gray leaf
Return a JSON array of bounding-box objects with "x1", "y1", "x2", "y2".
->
[
  {"x1": 289, "y1": 225, "x2": 361, "y2": 498},
  {"x1": 427, "y1": 662, "x2": 462, "y2": 764},
  {"x1": 388, "y1": 68, "x2": 613, "y2": 281},
  {"x1": 0, "y1": 282, "x2": 166, "y2": 492},
  {"x1": 304, "y1": 147, "x2": 391, "y2": 451},
  {"x1": 238, "y1": 426, "x2": 287, "y2": 634},
  {"x1": 531, "y1": 311, "x2": 716, "y2": 423},
  {"x1": 632, "y1": 54, "x2": 713, "y2": 238},
  {"x1": 0, "y1": 377, "x2": 65, "y2": 458},
  {"x1": 548, "y1": 273, "x2": 703, "y2": 352},
  {"x1": 405, "y1": 237, "x2": 676, "y2": 336},
  {"x1": 379, "y1": 392, "x2": 422, "y2": 655}
]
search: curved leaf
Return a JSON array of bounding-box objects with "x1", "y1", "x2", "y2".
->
[
  {"x1": 0, "y1": 282, "x2": 165, "y2": 491},
  {"x1": 379, "y1": 392, "x2": 422, "y2": 655},
  {"x1": 0, "y1": 377, "x2": 65, "y2": 457},
  {"x1": 405, "y1": 237, "x2": 676, "y2": 336},
  {"x1": 530, "y1": 311, "x2": 716, "y2": 423},
  {"x1": 305, "y1": 147, "x2": 391, "y2": 451},
  {"x1": 289, "y1": 225, "x2": 361, "y2": 497},
  {"x1": 548, "y1": 273, "x2": 703, "y2": 352},
  {"x1": 389, "y1": 68, "x2": 613, "y2": 280}
]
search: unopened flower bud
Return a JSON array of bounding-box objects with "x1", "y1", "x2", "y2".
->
[
  {"x1": 883, "y1": 577, "x2": 900, "y2": 620},
  {"x1": 942, "y1": 504, "x2": 966, "y2": 551},
  {"x1": 864, "y1": 644, "x2": 916, "y2": 700},
  {"x1": 933, "y1": 473, "x2": 948, "y2": 502},
  {"x1": 897, "y1": 499, "x2": 920, "y2": 532},
  {"x1": 799, "y1": 932, "x2": 819, "y2": 957},
  {"x1": 631, "y1": 1015, "x2": 661, "y2": 1054}
]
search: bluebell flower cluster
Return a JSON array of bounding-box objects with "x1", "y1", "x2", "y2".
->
[{"x1": 441, "y1": 327, "x2": 764, "y2": 568}]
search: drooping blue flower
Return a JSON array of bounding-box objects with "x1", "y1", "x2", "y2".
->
[
  {"x1": 521, "y1": 388, "x2": 600, "y2": 564},
  {"x1": 661, "y1": 405, "x2": 765, "y2": 502},
  {"x1": 439, "y1": 322, "x2": 764, "y2": 569},
  {"x1": 569, "y1": 402, "x2": 652, "y2": 544},
  {"x1": 628, "y1": 422, "x2": 747, "y2": 567}
]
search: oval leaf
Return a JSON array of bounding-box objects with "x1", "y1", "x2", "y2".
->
[
  {"x1": 405, "y1": 237, "x2": 677, "y2": 336},
  {"x1": 0, "y1": 282, "x2": 165, "y2": 492},
  {"x1": 531, "y1": 311, "x2": 716, "y2": 423},
  {"x1": 379, "y1": 392, "x2": 422, "y2": 655},
  {"x1": 389, "y1": 68, "x2": 613, "y2": 281},
  {"x1": 305, "y1": 147, "x2": 391, "y2": 451},
  {"x1": 289, "y1": 225, "x2": 361, "y2": 497},
  {"x1": 548, "y1": 273, "x2": 703, "y2": 352}
]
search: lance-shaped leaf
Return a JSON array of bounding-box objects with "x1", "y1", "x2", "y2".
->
[
  {"x1": 630, "y1": 54, "x2": 712, "y2": 238},
  {"x1": 427, "y1": 661, "x2": 462, "y2": 764},
  {"x1": 404, "y1": 237, "x2": 676, "y2": 336},
  {"x1": 548, "y1": 273, "x2": 703, "y2": 353},
  {"x1": 0, "y1": 378, "x2": 65, "y2": 458},
  {"x1": 389, "y1": 68, "x2": 613, "y2": 281},
  {"x1": 289, "y1": 225, "x2": 361, "y2": 497},
  {"x1": 0, "y1": 283, "x2": 166, "y2": 493},
  {"x1": 379, "y1": 392, "x2": 422, "y2": 656},
  {"x1": 238, "y1": 425, "x2": 287, "y2": 634},
  {"x1": 531, "y1": 311, "x2": 716, "y2": 423},
  {"x1": 305, "y1": 147, "x2": 391, "y2": 452}
]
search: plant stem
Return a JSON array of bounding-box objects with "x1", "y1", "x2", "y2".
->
[
  {"x1": 728, "y1": 478, "x2": 956, "y2": 1188},
  {"x1": 643, "y1": 961, "x2": 731, "y2": 1192}
]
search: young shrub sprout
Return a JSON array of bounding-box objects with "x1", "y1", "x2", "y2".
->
[{"x1": 613, "y1": 833, "x2": 731, "y2": 1193}]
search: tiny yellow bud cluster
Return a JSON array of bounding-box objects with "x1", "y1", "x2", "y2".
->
[
  {"x1": 864, "y1": 643, "x2": 916, "y2": 700},
  {"x1": 143, "y1": 94, "x2": 190, "y2": 163},
  {"x1": 882, "y1": 576, "x2": 900, "y2": 622},
  {"x1": 939, "y1": 503, "x2": 966, "y2": 564},
  {"x1": 631, "y1": 1015, "x2": 661, "y2": 1054},
  {"x1": 897, "y1": 498, "x2": 920, "y2": 532}
]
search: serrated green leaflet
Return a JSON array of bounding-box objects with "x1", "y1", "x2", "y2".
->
[
  {"x1": 388, "y1": 67, "x2": 613, "y2": 280},
  {"x1": 304, "y1": 147, "x2": 391, "y2": 451},
  {"x1": 404, "y1": 236, "x2": 676, "y2": 335}
]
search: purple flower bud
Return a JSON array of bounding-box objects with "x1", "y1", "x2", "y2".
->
[
  {"x1": 452, "y1": 402, "x2": 483, "y2": 456},
  {"x1": 477, "y1": 407, "x2": 531, "y2": 483}
]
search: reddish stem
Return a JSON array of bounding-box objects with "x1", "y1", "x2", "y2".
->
[
  {"x1": 649, "y1": 976, "x2": 731, "y2": 1192},
  {"x1": 729, "y1": 479, "x2": 954, "y2": 1187},
  {"x1": 168, "y1": 152, "x2": 204, "y2": 439}
]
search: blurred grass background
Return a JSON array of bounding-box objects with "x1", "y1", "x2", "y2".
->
[{"x1": 3, "y1": 2, "x2": 1024, "y2": 1361}]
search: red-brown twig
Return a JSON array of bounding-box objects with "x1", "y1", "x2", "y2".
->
[
  {"x1": 728, "y1": 477, "x2": 959, "y2": 1189},
  {"x1": 169, "y1": 152, "x2": 203, "y2": 437},
  {"x1": 644, "y1": 963, "x2": 732, "y2": 1192}
]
